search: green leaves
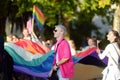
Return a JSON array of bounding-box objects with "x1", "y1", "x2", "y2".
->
[
  {"x1": 98, "y1": 0, "x2": 111, "y2": 8},
  {"x1": 80, "y1": 0, "x2": 99, "y2": 13}
]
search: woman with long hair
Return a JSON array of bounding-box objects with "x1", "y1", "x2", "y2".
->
[{"x1": 97, "y1": 30, "x2": 120, "y2": 80}]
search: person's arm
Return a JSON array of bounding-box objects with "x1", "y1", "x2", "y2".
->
[
  {"x1": 53, "y1": 58, "x2": 69, "y2": 71},
  {"x1": 97, "y1": 44, "x2": 110, "y2": 59},
  {"x1": 56, "y1": 58, "x2": 69, "y2": 66}
]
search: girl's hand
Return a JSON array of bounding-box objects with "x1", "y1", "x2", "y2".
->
[{"x1": 96, "y1": 48, "x2": 101, "y2": 55}]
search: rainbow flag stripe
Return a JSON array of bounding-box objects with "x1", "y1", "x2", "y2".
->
[{"x1": 33, "y1": 5, "x2": 46, "y2": 30}]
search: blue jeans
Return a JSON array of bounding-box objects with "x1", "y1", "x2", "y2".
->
[{"x1": 57, "y1": 69, "x2": 69, "y2": 80}]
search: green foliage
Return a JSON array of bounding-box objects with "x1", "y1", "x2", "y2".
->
[
  {"x1": 7, "y1": 0, "x2": 79, "y2": 26},
  {"x1": 98, "y1": 0, "x2": 111, "y2": 8},
  {"x1": 97, "y1": 0, "x2": 120, "y2": 8},
  {"x1": 80, "y1": 0, "x2": 98, "y2": 12},
  {"x1": 1, "y1": 0, "x2": 114, "y2": 27}
]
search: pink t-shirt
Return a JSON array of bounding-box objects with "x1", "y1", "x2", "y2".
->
[{"x1": 54, "y1": 38, "x2": 74, "y2": 78}]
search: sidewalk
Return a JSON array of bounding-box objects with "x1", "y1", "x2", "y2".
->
[{"x1": 70, "y1": 63, "x2": 103, "y2": 80}]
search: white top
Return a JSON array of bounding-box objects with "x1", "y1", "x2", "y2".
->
[
  {"x1": 99, "y1": 43, "x2": 119, "y2": 67},
  {"x1": 99, "y1": 42, "x2": 120, "y2": 80}
]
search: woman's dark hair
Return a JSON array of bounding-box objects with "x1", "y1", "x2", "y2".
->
[{"x1": 111, "y1": 30, "x2": 120, "y2": 49}]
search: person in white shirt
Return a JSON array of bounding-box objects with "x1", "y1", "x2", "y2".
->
[{"x1": 97, "y1": 30, "x2": 120, "y2": 80}]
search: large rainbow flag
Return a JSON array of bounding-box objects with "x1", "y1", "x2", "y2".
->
[
  {"x1": 4, "y1": 40, "x2": 107, "y2": 78},
  {"x1": 33, "y1": 5, "x2": 46, "y2": 30}
]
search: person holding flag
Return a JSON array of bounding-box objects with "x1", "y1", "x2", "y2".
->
[
  {"x1": 50, "y1": 24, "x2": 74, "y2": 80},
  {"x1": 26, "y1": 5, "x2": 46, "y2": 45}
]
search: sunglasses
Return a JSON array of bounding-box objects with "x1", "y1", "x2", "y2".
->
[{"x1": 53, "y1": 29, "x2": 57, "y2": 32}]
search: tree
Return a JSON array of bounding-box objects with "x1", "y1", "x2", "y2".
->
[
  {"x1": 97, "y1": 0, "x2": 120, "y2": 34},
  {"x1": 0, "y1": 0, "x2": 10, "y2": 34},
  {"x1": 0, "y1": 0, "x2": 79, "y2": 39},
  {"x1": 0, "y1": 0, "x2": 113, "y2": 48},
  {"x1": 113, "y1": 2, "x2": 120, "y2": 33}
]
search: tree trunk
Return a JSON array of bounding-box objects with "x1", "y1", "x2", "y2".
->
[
  {"x1": 113, "y1": 2, "x2": 120, "y2": 34},
  {"x1": 60, "y1": 11, "x2": 70, "y2": 40},
  {"x1": 62, "y1": 16, "x2": 70, "y2": 40},
  {"x1": 0, "y1": 18, "x2": 5, "y2": 35}
]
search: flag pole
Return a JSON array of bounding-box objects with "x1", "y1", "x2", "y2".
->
[
  {"x1": 31, "y1": 5, "x2": 37, "y2": 40},
  {"x1": 32, "y1": 5, "x2": 35, "y2": 34},
  {"x1": 31, "y1": 5, "x2": 42, "y2": 44}
]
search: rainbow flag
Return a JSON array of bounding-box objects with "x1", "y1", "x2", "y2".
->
[
  {"x1": 4, "y1": 41, "x2": 107, "y2": 78},
  {"x1": 33, "y1": 5, "x2": 46, "y2": 30}
]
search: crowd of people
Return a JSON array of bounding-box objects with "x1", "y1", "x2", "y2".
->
[{"x1": 0, "y1": 24, "x2": 120, "y2": 80}]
